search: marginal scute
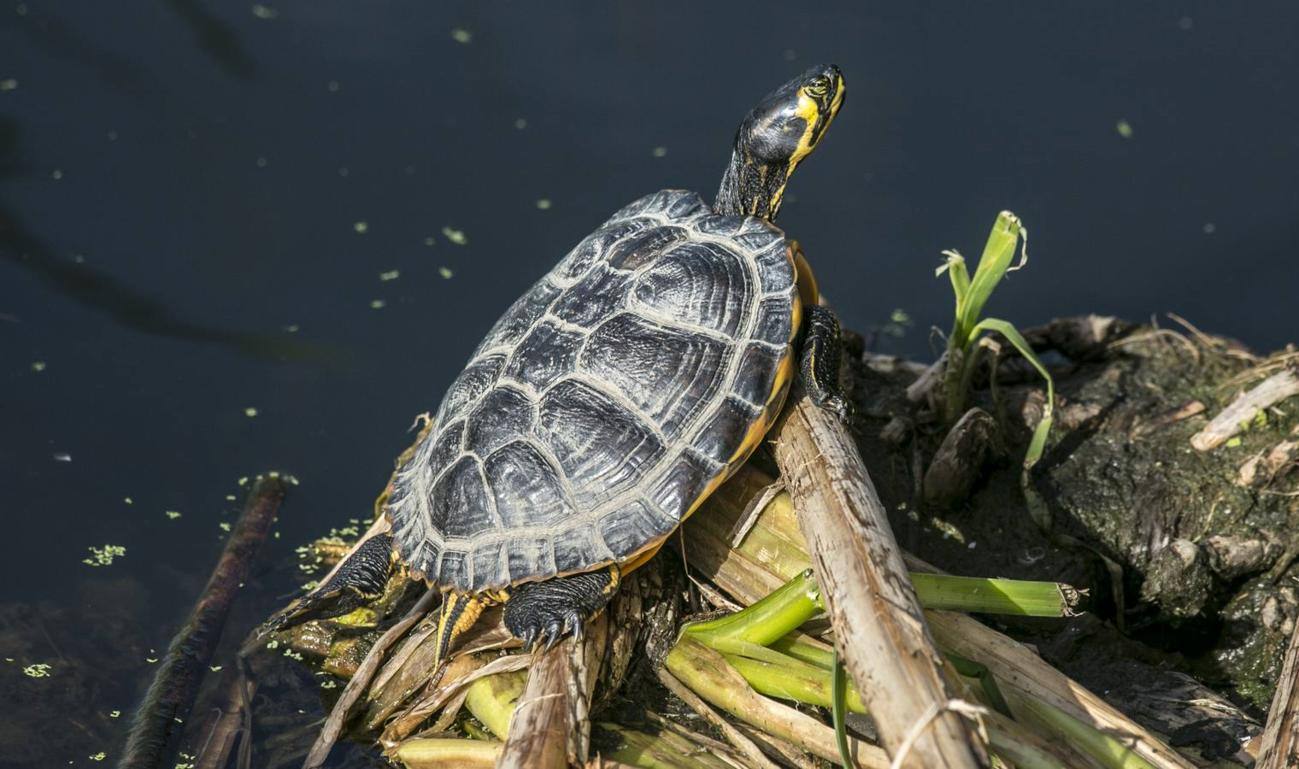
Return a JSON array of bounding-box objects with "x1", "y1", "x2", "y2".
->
[
  {"x1": 732, "y1": 343, "x2": 784, "y2": 407},
  {"x1": 579, "y1": 313, "x2": 729, "y2": 438},
  {"x1": 599, "y1": 499, "x2": 672, "y2": 558},
  {"x1": 606, "y1": 225, "x2": 687, "y2": 271},
  {"x1": 474, "y1": 282, "x2": 562, "y2": 355},
  {"x1": 647, "y1": 451, "x2": 717, "y2": 521},
  {"x1": 505, "y1": 537, "x2": 553, "y2": 583},
  {"x1": 552, "y1": 219, "x2": 649, "y2": 285},
  {"x1": 552, "y1": 526, "x2": 611, "y2": 575},
  {"x1": 690, "y1": 396, "x2": 763, "y2": 466},
  {"x1": 752, "y1": 296, "x2": 795, "y2": 347},
  {"x1": 435, "y1": 355, "x2": 505, "y2": 425},
  {"x1": 470, "y1": 541, "x2": 506, "y2": 590},
  {"x1": 388, "y1": 188, "x2": 797, "y2": 591}
]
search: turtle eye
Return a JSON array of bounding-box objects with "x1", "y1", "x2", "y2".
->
[{"x1": 805, "y1": 76, "x2": 830, "y2": 99}]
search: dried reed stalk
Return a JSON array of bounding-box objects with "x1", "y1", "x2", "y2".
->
[
  {"x1": 497, "y1": 612, "x2": 609, "y2": 769},
  {"x1": 771, "y1": 394, "x2": 989, "y2": 768},
  {"x1": 1256, "y1": 617, "x2": 1299, "y2": 769}
]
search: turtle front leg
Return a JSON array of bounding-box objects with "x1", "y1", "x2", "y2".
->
[
  {"x1": 260, "y1": 522, "x2": 397, "y2": 636},
  {"x1": 503, "y1": 565, "x2": 621, "y2": 651},
  {"x1": 799, "y1": 303, "x2": 853, "y2": 423}
]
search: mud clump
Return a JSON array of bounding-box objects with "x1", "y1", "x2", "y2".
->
[{"x1": 847, "y1": 318, "x2": 1299, "y2": 712}]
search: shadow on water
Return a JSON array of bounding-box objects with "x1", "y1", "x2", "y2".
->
[
  {"x1": 0, "y1": 6, "x2": 153, "y2": 95},
  {"x1": 0, "y1": 115, "x2": 337, "y2": 364},
  {"x1": 158, "y1": 0, "x2": 257, "y2": 80}
]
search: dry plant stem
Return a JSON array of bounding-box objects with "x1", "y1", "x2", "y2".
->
[
  {"x1": 119, "y1": 475, "x2": 286, "y2": 769},
  {"x1": 925, "y1": 610, "x2": 1194, "y2": 769},
  {"x1": 1256, "y1": 616, "x2": 1299, "y2": 769},
  {"x1": 771, "y1": 394, "x2": 989, "y2": 768},
  {"x1": 193, "y1": 660, "x2": 256, "y2": 769},
  {"x1": 667, "y1": 636, "x2": 890, "y2": 768},
  {"x1": 657, "y1": 667, "x2": 782, "y2": 769},
  {"x1": 392, "y1": 737, "x2": 501, "y2": 768},
  {"x1": 303, "y1": 588, "x2": 438, "y2": 769},
  {"x1": 381, "y1": 653, "x2": 530, "y2": 746},
  {"x1": 1191, "y1": 368, "x2": 1299, "y2": 451},
  {"x1": 497, "y1": 612, "x2": 608, "y2": 769}
]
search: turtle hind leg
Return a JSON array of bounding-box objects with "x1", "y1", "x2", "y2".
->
[
  {"x1": 259, "y1": 525, "x2": 396, "y2": 637},
  {"x1": 430, "y1": 592, "x2": 493, "y2": 668},
  {"x1": 503, "y1": 565, "x2": 621, "y2": 651},
  {"x1": 799, "y1": 303, "x2": 853, "y2": 423}
]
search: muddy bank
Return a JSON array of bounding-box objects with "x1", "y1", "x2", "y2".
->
[{"x1": 847, "y1": 316, "x2": 1299, "y2": 723}]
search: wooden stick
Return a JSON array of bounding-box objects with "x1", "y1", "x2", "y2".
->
[
  {"x1": 1192, "y1": 368, "x2": 1299, "y2": 451},
  {"x1": 118, "y1": 474, "x2": 286, "y2": 769},
  {"x1": 497, "y1": 613, "x2": 609, "y2": 769},
  {"x1": 1256, "y1": 617, "x2": 1299, "y2": 769},
  {"x1": 771, "y1": 396, "x2": 990, "y2": 768}
]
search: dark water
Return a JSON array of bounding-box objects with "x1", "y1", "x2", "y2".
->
[{"x1": 3, "y1": 1, "x2": 1298, "y2": 765}]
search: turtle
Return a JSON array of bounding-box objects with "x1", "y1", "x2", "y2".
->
[{"x1": 266, "y1": 64, "x2": 849, "y2": 664}]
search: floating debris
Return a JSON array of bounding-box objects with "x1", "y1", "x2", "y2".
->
[
  {"x1": 535, "y1": 198, "x2": 552, "y2": 210},
  {"x1": 255, "y1": 156, "x2": 268, "y2": 168},
  {"x1": 1178, "y1": 15, "x2": 1193, "y2": 31},
  {"x1": 165, "y1": 510, "x2": 182, "y2": 520},
  {"x1": 83, "y1": 544, "x2": 126, "y2": 567},
  {"x1": 451, "y1": 27, "x2": 472, "y2": 44},
  {"x1": 369, "y1": 299, "x2": 386, "y2": 310},
  {"x1": 30, "y1": 360, "x2": 45, "y2": 372},
  {"x1": 124, "y1": 497, "x2": 134, "y2": 505},
  {"x1": 1116, "y1": 119, "x2": 1134, "y2": 139},
  {"x1": 238, "y1": 476, "x2": 249, "y2": 486},
  {"x1": 251, "y1": 4, "x2": 278, "y2": 19},
  {"x1": 109, "y1": 710, "x2": 121, "y2": 718},
  {"x1": 0, "y1": 78, "x2": 17, "y2": 91},
  {"x1": 244, "y1": 406, "x2": 258, "y2": 418},
  {"x1": 51, "y1": 169, "x2": 64, "y2": 180},
  {"x1": 283, "y1": 323, "x2": 300, "y2": 333},
  {"x1": 22, "y1": 663, "x2": 52, "y2": 678},
  {"x1": 514, "y1": 117, "x2": 528, "y2": 130},
  {"x1": 327, "y1": 80, "x2": 340, "y2": 92},
  {"x1": 52, "y1": 452, "x2": 72, "y2": 462},
  {"x1": 89, "y1": 752, "x2": 106, "y2": 762},
  {"x1": 353, "y1": 220, "x2": 369, "y2": 234},
  {"x1": 652, "y1": 146, "x2": 668, "y2": 158},
  {"x1": 219, "y1": 522, "x2": 232, "y2": 533},
  {"x1": 423, "y1": 236, "x2": 436, "y2": 247},
  {"x1": 320, "y1": 678, "x2": 338, "y2": 689},
  {"x1": 338, "y1": 166, "x2": 349, "y2": 177},
  {"x1": 107, "y1": 130, "x2": 118, "y2": 141},
  {"x1": 225, "y1": 494, "x2": 237, "y2": 502},
  {"x1": 379, "y1": 269, "x2": 400, "y2": 281},
  {"x1": 438, "y1": 266, "x2": 454, "y2": 279},
  {"x1": 441, "y1": 226, "x2": 468, "y2": 245},
  {"x1": 1203, "y1": 222, "x2": 1217, "y2": 234}
]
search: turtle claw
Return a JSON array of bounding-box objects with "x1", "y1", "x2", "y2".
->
[
  {"x1": 542, "y1": 621, "x2": 565, "y2": 652},
  {"x1": 567, "y1": 611, "x2": 585, "y2": 642},
  {"x1": 520, "y1": 625, "x2": 539, "y2": 652}
]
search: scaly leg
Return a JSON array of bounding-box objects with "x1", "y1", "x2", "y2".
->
[
  {"x1": 799, "y1": 303, "x2": 853, "y2": 423},
  {"x1": 503, "y1": 565, "x2": 621, "y2": 651},
  {"x1": 260, "y1": 521, "x2": 396, "y2": 636}
]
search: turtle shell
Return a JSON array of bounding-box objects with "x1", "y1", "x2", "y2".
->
[{"x1": 386, "y1": 189, "x2": 797, "y2": 592}]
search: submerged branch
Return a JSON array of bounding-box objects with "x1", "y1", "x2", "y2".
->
[{"x1": 119, "y1": 474, "x2": 286, "y2": 769}]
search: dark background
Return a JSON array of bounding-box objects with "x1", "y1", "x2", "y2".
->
[{"x1": 2, "y1": 1, "x2": 1297, "y2": 764}]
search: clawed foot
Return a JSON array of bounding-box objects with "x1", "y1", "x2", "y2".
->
[
  {"x1": 513, "y1": 608, "x2": 587, "y2": 652},
  {"x1": 502, "y1": 567, "x2": 618, "y2": 653},
  {"x1": 815, "y1": 392, "x2": 854, "y2": 425}
]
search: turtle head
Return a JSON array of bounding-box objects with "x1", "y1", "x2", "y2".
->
[{"x1": 714, "y1": 64, "x2": 845, "y2": 221}]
